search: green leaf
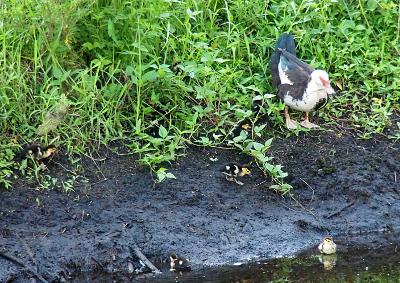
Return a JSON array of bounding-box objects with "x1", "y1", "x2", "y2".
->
[
  {"x1": 165, "y1": 172, "x2": 176, "y2": 179},
  {"x1": 158, "y1": 125, "x2": 168, "y2": 139},
  {"x1": 126, "y1": 65, "x2": 134, "y2": 76},
  {"x1": 52, "y1": 66, "x2": 62, "y2": 79}
]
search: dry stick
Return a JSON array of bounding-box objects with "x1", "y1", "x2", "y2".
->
[
  {"x1": 125, "y1": 228, "x2": 162, "y2": 274},
  {"x1": 288, "y1": 178, "x2": 318, "y2": 221},
  {"x1": 91, "y1": 257, "x2": 104, "y2": 270},
  {"x1": 16, "y1": 233, "x2": 49, "y2": 283},
  {"x1": 16, "y1": 233, "x2": 37, "y2": 272},
  {"x1": 0, "y1": 251, "x2": 26, "y2": 266},
  {"x1": 326, "y1": 201, "x2": 355, "y2": 219},
  {"x1": 0, "y1": 252, "x2": 49, "y2": 283}
]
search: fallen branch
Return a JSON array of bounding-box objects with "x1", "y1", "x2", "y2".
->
[
  {"x1": 326, "y1": 201, "x2": 355, "y2": 219},
  {"x1": 16, "y1": 233, "x2": 37, "y2": 272},
  {"x1": 124, "y1": 228, "x2": 161, "y2": 274},
  {"x1": 0, "y1": 251, "x2": 49, "y2": 283},
  {"x1": 0, "y1": 251, "x2": 25, "y2": 267}
]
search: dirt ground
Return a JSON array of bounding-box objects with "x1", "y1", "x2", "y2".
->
[{"x1": 1, "y1": 121, "x2": 399, "y2": 282}]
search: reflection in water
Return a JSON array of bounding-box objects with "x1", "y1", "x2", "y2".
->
[
  {"x1": 71, "y1": 231, "x2": 400, "y2": 283},
  {"x1": 319, "y1": 254, "x2": 337, "y2": 270}
]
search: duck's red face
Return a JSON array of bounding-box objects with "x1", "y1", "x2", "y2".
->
[{"x1": 319, "y1": 76, "x2": 335, "y2": 94}]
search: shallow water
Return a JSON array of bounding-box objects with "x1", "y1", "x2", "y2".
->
[{"x1": 71, "y1": 231, "x2": 400, "y2": 283}]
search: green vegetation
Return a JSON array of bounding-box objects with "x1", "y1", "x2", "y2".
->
[{"x1": 1, "y1": 0, "x2": 399, "y2": 190}]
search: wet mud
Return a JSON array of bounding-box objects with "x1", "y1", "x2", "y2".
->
[{"x1": 1, "y1": 124, "x2": 399, "y2": 282}]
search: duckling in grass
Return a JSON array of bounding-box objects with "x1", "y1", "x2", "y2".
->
[
  {"x1": 20, "y1": 144, "x2": 56, "y2": 163},
  {"x1": 169, "y1": 253, "x2": 191, "y2": 271},
  {"x1": 252, "y1": 93, "x2": 269, "y2": 124},
  {"x1": 318, "y1": 237, "x2": 337, "y2": 255},
  {"x1": 228, "y1": 120, "x2": 251, "y2": 146},
  {"x1": 220, "y1": 162, "x2": 251, "y2": 185}
]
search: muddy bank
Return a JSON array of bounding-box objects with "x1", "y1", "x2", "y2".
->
[{"x1": 1, "y1": 125, "x2": 399, "y2": 282}]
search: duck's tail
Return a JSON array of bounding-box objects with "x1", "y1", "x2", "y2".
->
[{"x1": 275, "y1": 33, "x2": 296, "y2": 56}]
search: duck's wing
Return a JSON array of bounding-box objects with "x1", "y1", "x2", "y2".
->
[
  {"x1": 276, "y1": 50, "x2": 315, "y2": 100},
  {"x1": 280, "y1": 49, "x2": 315, "y2": 75}
]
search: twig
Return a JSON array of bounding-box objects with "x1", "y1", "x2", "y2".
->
[
  {"x1": 288, "y1": 193, "x2": 319, "y2": 221},
  {"x1": 0, "y1": 252, "x2": 49, "y2": 283},
  {"x1": 91, "y1": 257, "x2": 104, "y2": 270},
  {"x1": 328, "y1": 116, "x2": 350, "y2": 122},
  {"x1": 124, "y1": 228, "x2": 161, "y2": 274},
  {"x1": 16, "y1": 233, "x2": 49, "y2": 283},
  {"x1": 16, "y1": 233, "x2": 37, "y2": 272},
  {"x1": 0, "y1": 251, "x2": 25, "y2": 267},
  {"x1": 253, "y1": 179, "x2": 268, "y2": 188},
  {"x1": 326, "y1": 201, "x2": 355, "y2": 219},
  {"x1": 299, "y1": 177, "x2": 315, "y2": 207}
]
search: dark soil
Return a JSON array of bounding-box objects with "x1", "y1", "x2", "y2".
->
[{"x1": 1, "y1": 123, "x2": 399, "y2": 282}]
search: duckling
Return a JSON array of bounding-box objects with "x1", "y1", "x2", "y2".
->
[
  {"x1": 19, "y1": 144, "x2": 56, "y2": 162},
  {"x1": 318, "y1": 237, "x2": 337, "y2": 255},
  {"x1": 252, "y1": 92, "x2": 269, "y2": 124},
  {"x1": 147, "y1": 121, "x2": 162, "y2": 138},
  {"x1": 169, "y1": 253, "x2": 191, "y2": 271},
  {"x1": 220, "y1": 162, "x2": 251, "y2": 185},
  {"x1": 228, "y1": 120, "x2": 251, "y2": 145}
]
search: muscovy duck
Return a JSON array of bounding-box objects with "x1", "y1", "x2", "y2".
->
[{"x1": 270, "y1": 33, "x2": 334, "y2": 129}]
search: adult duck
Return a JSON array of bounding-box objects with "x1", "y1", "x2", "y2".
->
[{"x1": 270, "y1": 33, "x2": 334, "y2": 129}]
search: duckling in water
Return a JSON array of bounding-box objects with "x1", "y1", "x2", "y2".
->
[
  {"x1": 318, "y1": 237, "x2": 337, "y2": 255},
  {"x1": 169, "y1": 253, "x2": 191, "y2": 271},
  {"x1": 220, "y1": 162, "x2": 251, "y2": 185},
  {"x1": 20, "y1": 144, "x2": 56, "y2": 163}
]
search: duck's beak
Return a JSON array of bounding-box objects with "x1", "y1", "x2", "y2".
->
[{"x1": 325, "y1": 84, "x2": 335, "y2": 94}]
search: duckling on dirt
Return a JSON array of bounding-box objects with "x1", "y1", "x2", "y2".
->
[
  {"x1": 169, "y1": 253, "x2": 191, "y2": 271},
  {"x1": 19, "y1": 144, "x2": 56, "y2": 163},
  {"x1": 220, "y1": 162, "x2": 251, "y2": 185},
  {"x1": 318, "y1": 237, "x2": 337, "y2": 255}
]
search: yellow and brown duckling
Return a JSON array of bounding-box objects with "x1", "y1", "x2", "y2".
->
[
  {"x1": 318, "y1": 237, "x2": 337, "y2": 255},
  {"x1": 169, "y1": 253, "x2": 191, "y2": 271},
  {"x1": 220, "y1": 162, "x2": 251, "y2": 185},
  {"x1": 19, "y1": 144, "x2": 56, "y2": 163}
]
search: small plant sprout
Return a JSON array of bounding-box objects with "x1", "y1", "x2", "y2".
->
[{"x1": 156, "y1": 168, "x2": 176, "y2": 183}]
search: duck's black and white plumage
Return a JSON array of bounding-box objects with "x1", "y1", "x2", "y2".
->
[
  {"x1": 220, "y1": 162, "x2": 251, "y2": 185},
  {"x1": 169, "y1": 253, "x2": 191, "y2": 271},
  {"x1": 270, "y1": 33, "x2": 334, "y2": 129}
]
